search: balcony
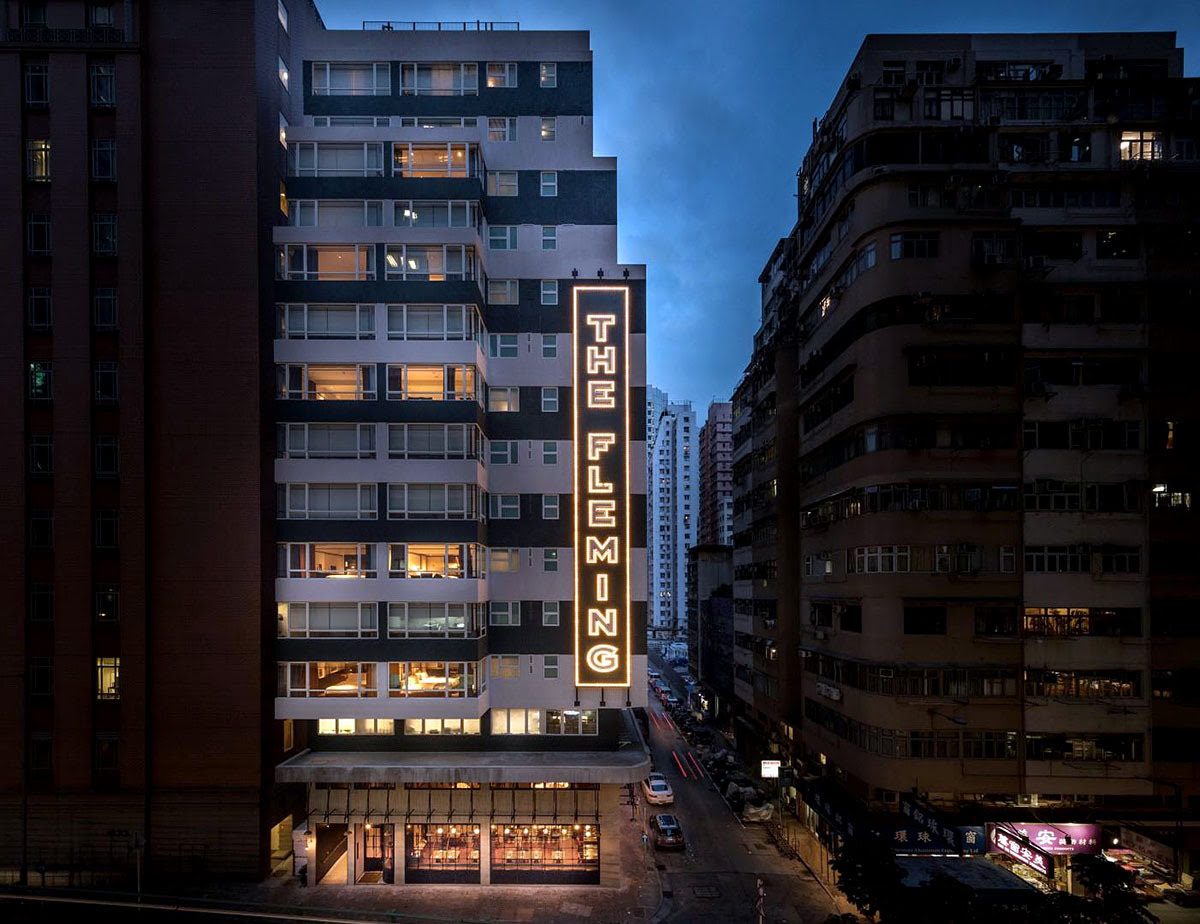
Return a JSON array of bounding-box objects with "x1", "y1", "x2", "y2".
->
[{"x1": 4, "y1": 25, "x2": 128, "y2": 44}]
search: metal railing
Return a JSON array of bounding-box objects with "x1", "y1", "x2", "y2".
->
[
  {"x1": 363, "y1": 20, "x2": 519, "y2": 31},
  {"x1": 5, "y1": 25, "x2": 127, "y2": 44}
]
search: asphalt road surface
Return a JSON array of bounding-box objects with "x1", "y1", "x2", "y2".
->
[{"x1": 644, "y1": 654, "x2": 839, "y2": 923}]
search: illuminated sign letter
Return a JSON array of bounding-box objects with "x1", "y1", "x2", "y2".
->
[
  {"x1": 573, "y1": 287, "x2": 631, "y2": 688},
  {"x1": 585, "y1": 536, "x2": 619, "y2": 564}
]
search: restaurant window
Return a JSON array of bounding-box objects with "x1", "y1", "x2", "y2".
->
[
  {"x1": 405, "y1": 824, "x2": 480, "y2": 883},
  {"x1": 491, "y1": 824, "x2": 600, "y2": 884}
]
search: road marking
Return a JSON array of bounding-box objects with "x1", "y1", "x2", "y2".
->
[
  {"x1": 686, "y1": 751, "x2": 705, "y2": 779},
  {"x1": 671, "y1": 750, "x2": 689, "y2": 778}
]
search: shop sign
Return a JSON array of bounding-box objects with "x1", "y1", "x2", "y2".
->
[
  {"x1": 1000, "y1": 822, "x2": 1100, "y2": 855},
  {"x1": 573, "y1": 286, "x2": 632, "y2": 687},
  {"x1": 898, "y1": 793, "x2": 986, "y2": 855},
  {"x1": 988, "y1": 825, "x2": 1054, "y2": 878},
  {"x1": 761, "y1": 760, "x2": 781, "y2": 779},
  {"x1": 1119, "y1": 827, "x2": 1176, "y2": 869}
]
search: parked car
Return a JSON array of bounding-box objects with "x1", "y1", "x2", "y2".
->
[
  {"x1": 665, "y1": 695, "x2": 681, "y2": 708},
  {"x1": 648, "y1": 668, "x2": 662, "y2": 679},
  {"x1": 650, "y1": 813, "x2": 686, "y2": 849},
  {"x1": 641, "y1": 773, "x2": 675, "y2": 805}
]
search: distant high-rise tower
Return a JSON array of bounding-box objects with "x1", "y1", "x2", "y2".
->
[
  {"x1": 647, "y1": 389, "x2": 696, "y2": 637},
  {"x1": 698, "y1": 401, "x2": 733, "y2": 546}
]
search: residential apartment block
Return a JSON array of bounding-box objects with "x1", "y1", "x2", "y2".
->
[
  {"x1": 2, "y1": 0, "x2": 647, "y2": 889},
  {"x1": 647, "y1": 390, "x2": 696, "y2": 639},
  {"x1": 698, "y1": 400, "x2": 733, "y2": 546},
  {"x1": 733, "y1": 31, "x2": 1200, "y2": 883}
]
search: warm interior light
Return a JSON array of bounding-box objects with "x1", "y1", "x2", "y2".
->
[{"x1": 385, "y1": 253, "x2": 398, "y2": 267}]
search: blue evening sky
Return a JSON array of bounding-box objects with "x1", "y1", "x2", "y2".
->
[{"x1": 316, "y1": 0, "x2": 1200, "y2": 410}]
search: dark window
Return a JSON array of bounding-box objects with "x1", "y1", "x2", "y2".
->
[
  {"x1": 1024, "y1": 231, "x2": 1082, "y2": 260},
  {"x1": 1096, "y1": 229, "x2": 1139, "y2": 260},
  {"x1": 95, "y1": 584, "x2": 120, "y2": 622},
  {"x1": 29, "y1": 510, "x2": 53, "y2": 549},
  {"x1": 873, "y1": 91, "x2": 895, "y2": 121},
  {"x1": 839, "y1": 604, "x2": 862, "y2": 633},
  {"x1": 975, "y1": 606, "x2": 1018, "y2": 636},
  {"x1": 94, "y1": 734, "x2": 119, "y2": 777},
  {"x1": 890, "y1": 232, "x2": 939, "y2": 260},
  {"x1": 903, "y1": 605, "x2": 946, "y2": 635},
  {"x1": 26, "y1": 287, "x2": 52, "y2": 330},
  {"x1": 29, "y1": 585, "x2": 54, "y2": 623},
  {"x1": 90, "y1": 64, "x2": 115, "y2": 107},
  {"x1": 94, "y1": 509, "x2": 119, "y2": 549},
  {"x1": 94, "y1": 288, "x2": 119, "y2": 329},
  {"x1": 93, "y1": 362, "x2": 119, "y2": 403},
  {"x1": 29, "y1": 734, "x2": 53, "y2": 777},
  {"x1": 95, "y1": 435, "x2": 119, "y2": 477},
  {"x1": 24, "y1": 63, "x2": 48, "y2": 106},
  {"x1": 29, "y1": 657, "x2": 53, "y2": 697},
  {"x1": 28, "y1": 435, "x2": 53, "y2": 476},
  {"x1": 26, "y1": 213, "x2": 51, "y2": 254}
]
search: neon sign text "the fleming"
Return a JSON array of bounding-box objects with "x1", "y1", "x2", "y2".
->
[{"x1": 573, "y1": 287, "x2": 631, "y2": 687}]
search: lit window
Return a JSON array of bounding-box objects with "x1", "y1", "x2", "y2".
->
[
  {"x1": 96, "y1": 657, "x2": 120, "y2": 700},
  {"x1": 487, "y1": 171, "x2": 518, "y2": 196},
  {"x1": 488, "y1": 386, "x2": 520, "y2": 412},
  {"x1": 540, "y1": 117, "x2": 556, "y2": 142},
  {"x1": 486, "y1": 62, "x2": 517, "y2": 88},
  {"x1": 540, "y1": 63, "x2": 557, "y2": 88},
  {"x1": 278, "y1": 111, "x2": 288, "y2": 148},
  {"x1": 1119, "y1": 130, "x2": 1163, "y2": 162},
  {"x1": 487, "y1": 117, "x2": 517, "y2": 141},
  {"x1": 277, "y1": 0, "x2": 287, "y2": 30},
  {"x1": 26, "y1": 139, "x2": 50, "y2": 182},
  {"x1": 278, "y1": 56, "x2": 289, "y2": 90},
  {"x1": 490, "y1": 548, "x2": 519, "y2": 572}
]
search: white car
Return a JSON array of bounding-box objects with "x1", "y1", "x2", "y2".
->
[{"x1": 642, "y1": 773, "x2": 675, "y2": 805}]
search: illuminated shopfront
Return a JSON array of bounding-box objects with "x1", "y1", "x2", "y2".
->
[
  {"x1": 490, "y1": 823, "x2": 600, "y2": 884},
  {"x1": 404, "y1": 823, "x2": 481, "y2": 883}
]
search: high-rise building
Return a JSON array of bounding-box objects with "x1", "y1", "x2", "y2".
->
[
  {"x1": 647, "y1": 392, "x2": 696, "y2": 639},
  {"x1": 698, "y1": 401, "x2": 733, "y2": 546},
  {"x1": 3, "y1": 2, "x2": 648, "y2": 889},
  {"x1": 735, "y1": 31, "x2": 1200, "y2": 883},
  {"x1": 685, "y1": 544, "x2": 734, "y2": 723}
]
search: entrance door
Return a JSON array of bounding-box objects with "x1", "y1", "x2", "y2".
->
[
  {"x1": 359, "y1": 824, "x2": 394, "y2": 884},
  {"x1": 315, "y1": 823, "x2": 348, "y2": 884}
]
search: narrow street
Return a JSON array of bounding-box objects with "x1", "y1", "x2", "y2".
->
[{"x1": 643, "y1": 657, "x2": 842, "y2": 923}]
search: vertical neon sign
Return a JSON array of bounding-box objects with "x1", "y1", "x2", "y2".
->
[{"x1": 573, "y1": 286, "x2": 631, "y2": 687}]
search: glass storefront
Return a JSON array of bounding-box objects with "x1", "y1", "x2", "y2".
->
[
  {"x1": 404, "y1": 823, "x2": 481, "y2": 883},
  {"x1": 490, "y1": 823, "x2": 600, "y2": 884}
]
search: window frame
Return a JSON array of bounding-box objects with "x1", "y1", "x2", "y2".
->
[
  {"x1": 540, "y1": 63, "x2": 557, "y2": 88},
  {"x1": 311, "y1": 61, "x2": 391, "y2": 96}
]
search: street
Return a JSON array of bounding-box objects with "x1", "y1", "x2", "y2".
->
[{"x1": 643, "y1": 655, "x2": 843, "y2": 923}]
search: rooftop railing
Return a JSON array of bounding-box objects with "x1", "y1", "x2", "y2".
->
[{"x1": 363, "y1": 21, "x2": 519, "y2": 32}]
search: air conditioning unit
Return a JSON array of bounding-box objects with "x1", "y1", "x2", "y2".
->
[
  {"x1": 814, "y1": 630, "x2": 827, "y2": 640},
  {"x1": 1016, "y1": 794, "x2": 1039, "y2": 807},
  {"x1": 948, "y1": 173, "x2": 965, "y2": 185}
]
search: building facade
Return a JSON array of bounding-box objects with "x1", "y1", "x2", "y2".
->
[
  {"x1": 685, "y1": 544, "x2": 734, "y2": 723},
  {"x1": 698, "y1": 401, "x2": 733, "y2": 546},
  {"x1": 1, "y1": 0, "x2": 647, "y2": 890},
  {"x1": 646, "y1": 391, "x2": 695, "y2": 639},
  {"x1": 737, "y1": 30, "x2": 1200, "y2": 880},
  {"x1": 271, "y1": 12, "x2": 648, "y2": 887}
]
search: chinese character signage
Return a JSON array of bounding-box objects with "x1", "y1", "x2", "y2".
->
[
  {"x1": 573, "y1": 287, "x2": 631, "y2": 687},
  {"x1": 898, "y1": 793, "x2": 986, "y2": 855},
  {"x1": 988, "y1": 825, "x2": 1054, "y2": 878},
  {"x1": 761, "y1": 760, "x2": 781, "y2": 779},
  {"x1": 1000, "y1": 822, "x2": 1100, "y2": 855}
]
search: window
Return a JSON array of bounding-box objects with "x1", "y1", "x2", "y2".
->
[
  {"x1": 94, "y1": 288, "x2": 118, "y2": 329},
  {"x1": 29, "y1": 735, "x2": 52, "y2": 776},
  {"x1": 87, "y1": 2, "x2": 112, "y2": 26},
  {"x1": 282, "y1": 483, "x2": 378, "y2": 520},
  {"x1": 540, "y1": 280, "x2": 559, "y2": 305},
  {"x1": 385, "y1": 302, "x2": 477, "y2": 341},
  {"x1": 540, "y1": 63, "x2": 557, "y2": 88},
  {"x1": 489, "y1": 602, "x2": 520, "y2": 626},
  {"x1": 26, "y1": 140, "x2": 50, "y2": 182},
  {"x1": 29, "y1": 510, "x2": 53, "y2": 549},
  {"x1": 386, "y1": 483, "x2": 479, "y2": 521},
  {"x1": 386, "y1": 423, "x2": 480, "y2": 461},
  {"x1": 541, "y1": 226, "x2": 557, "y2": 250},
  {"x1": 93, "y1": 362, "x2": 118, "y2": 403},
  {"x1": 387, "y1": 543, "x2": 484, "y2": 580},
  {"x1": 488, "y1": 117, "x2": 517, "y2": 142},
  {"x1": 95, "y1": 584, "x2": 119, "y2": 622},
  {"x1": 490, "y1": 548, "x2": 519, "y2": 572},
  {"x1": 1024, "y1": 545, "x2": 1087, "y2": 573},
  {"x1": 283, "y1": 719, "x2": 294, "y2": 750},
  {"x1": 290, "y1": 142, "x2": 385, "y2": 177},
  {"x1": 1101, "y1": 546, "x2": 1141, "y2": 574},
  {"x1": 277, "y1": 543, "x2": 377, "y2": 579},
  {"x1": 279, "y1": 244, "x2": 375, "y2": 280},
  {"x1": 30, "y1": 585, "x2": 53, "y2": 623},
  {"x1": 278, "y1": 56, "x2": 289, "y2": 91},
  {"x1": 849, "y1": 546, "x2": 910, "y2": 574},
  {"x1": 489, "y1": 279, "x2": 519, "y2": 304},
  {"x1": 280, "y1": 303, "x2": 375, "y2": 340},
  {"x1": 873, "y1": 90, "x2": 895, "y2": 120},
  {"x1": 312, "y1": 62, "x2": 390, "y2": 96},
  {"x1": 538, "y1": 171, "x2": 559, "y2": 198},
  {"x1": 27, "y1": 213, "x2": 51, "y2": 254},
  {"x1": 489, "y1": 387, "x2": 520, "y2": 412},
  {"x1": 277, "y1": 363, "x2": 377, "y2": 401},
  {"x1": 542, "y1": 494, "x2": 560, "y2": 520},
  {"x1": 542, "y1": 441, "x2": 558, "y2": 464},
  {"x1": 904, "y1": 606, "x2": 946, "y2": 635},
  {"x1": 489, "y1": 440, "x2": 519, "y2": 465},
  {"x1": 24, "y1": 63, "x2": 48, "y2": 106},
  {"x1": 543, "y1": 602, "x2": 560, "y2": 626},
  {"x1": 279, "y1": 662, "x2": 379, "y2": 698},
  {"x1": 94, "y1": 509, "x2": 118, "y2": 549},
  {"x1": 94, "y1": 735, "x2": 118, "y2": 776},
  {"x1": 1119, "y1": 130, "x2": 1163, "y2": 162},
  {"x1": 490, "y1": 494, "x2": 520, "y2": 519},
  {"x1": 386, "y1": 363, "x2": 478, "y2": 402},
  {"x1": 1000, "y1": 546, "x2": 1016, "y2": 573},
  {"x1": 29, "y1": 434, "x2": 52, "y2": 476},
  {"x1": 542, "y1": 335, "x2": 558, "y2": 358},
  {"x1": 489, "y1": 333, "x2": 519, "y2": 358},
  {"x1": 90, "y1": 64, "x2": 115, "y2": 106},
  {"x1": 91, "y1": 139, "x2": 116, "y2": 180},
  {"x1": 278, "y1": 602, "x2": 378, "y2": 638},
  {"x1": 540, "y1": 117, "x2": 557, "y2": 142},
  {"x1": 96, "y1": 657, "x2": 120, "y2": 700},
  {"x1": 890, "y1": 232, "x2": 938, "y2": 260},
  {"x1": 93, "y1": 213, "x2": 117, "y2": 255},
  {"x1": 541, "y1": 387, "x2": 559, "y2": 413},
  {"x1": 28, "y1": 361, "x2": 52, "y2": 400},
  {"x1": 277, "y1": 0, "x2": 287, "y2": 30},
  {"x1": 26, "y1": 287, "x2": 51, "y2": 331},
  {"x1": 487, "y1": 171, "x2": 518, "y2": 196},
  {"x1": 395, "y1": 199, "x2": 478, "y2": 228},
  {"x1": 290, "y1": 199, "x2": 384, "y2": 229},
  {"x1": 388, "y1": 602, "x2": 483, "y2": 638},
  {"x1": 404, "y1": 718, "x2": 479, "y2": 735},
  {"x1": 491, "y1": 656, "x2": 520, "y2": 680},
  {"x1": 1096, "y1": 229, "x2": 1139, "y2": 260},
  {"x1": 489, "y1": 225, "x2": 518, "y2": 250},
  {"x1": 543, "y1": 549, "x2": 559, "y2": 572},
  {"x1": 543, "y1": 655, "x2": 559, "y2": 679},
  {"x1": 486, "y1": 62, "x2": 517, "y2": 88},
  {"x1": 400, "y1": 63, "x2": 478, "y2": 96},
  {"x1": 383, "y1": 244, "x2": 474, "y2": 281},
  {"x1": 29, "y1": 657, "x2": 53, "y2": 697}
]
